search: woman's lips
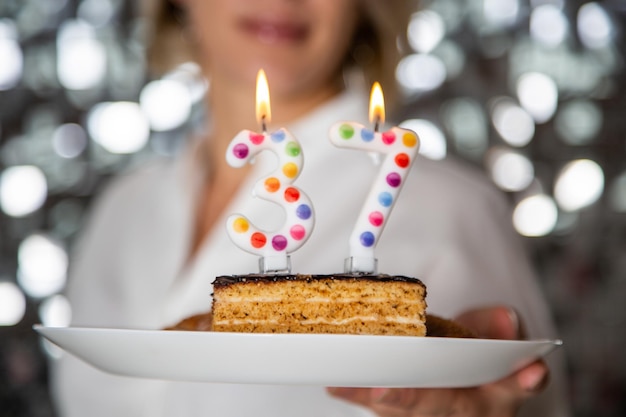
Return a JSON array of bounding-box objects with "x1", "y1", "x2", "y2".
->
[{"x1": 239, "y1": 18, "x2": 309, "y2": 44}]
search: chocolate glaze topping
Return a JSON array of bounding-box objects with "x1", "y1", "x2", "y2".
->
[{"x1": 212, "y1": 273, "x2": 425, "y2": 288}]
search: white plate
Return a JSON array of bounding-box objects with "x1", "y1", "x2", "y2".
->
[{"x1": 34, "y1": 325, "x2": 561, "y2": 388}]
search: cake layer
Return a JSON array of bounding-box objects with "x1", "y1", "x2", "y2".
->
[{"x1": 212, "y1": 274, "x2": 427, "y2": 336}]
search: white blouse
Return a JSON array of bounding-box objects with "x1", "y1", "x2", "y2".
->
[{"x1": 51, "y1": 88, "x2": 570, "y2": 417}]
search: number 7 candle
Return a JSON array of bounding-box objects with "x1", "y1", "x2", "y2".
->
[
  {"x1": 225, "y1": 69, "x2": 315, "y2": 274},
  {"x1": 329, "y1": 82, "x2": 420, "y2": 274}
]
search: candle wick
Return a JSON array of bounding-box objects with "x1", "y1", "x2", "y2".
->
[
  {"x1": 374, "y1": 116, "x2": 380, "y2": 133},
  {"x1": 261, "y1": 115, "x2": 267, "y2": 133}
]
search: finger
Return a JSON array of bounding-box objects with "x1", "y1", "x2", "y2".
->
[
  {"x1": 515, "y1": 360, "x2": 550, "y2": 395},
  {"x1": 485, "y1": 359, "x2": 550, "y2": 406},
  {"x1": 373, "y1": 388, "x2": 461, "y2": 417},
  {"x1": 455, "y1": 306, "x2": 521, "y2": 340},
  {"x1": 326, "y1": 387, "x2": 372, "y2": 406},
  {"x1": 327, "y1": 388, "x2": 456, "y2": 416},
  {"x1": 372, "y1": 388, "x2": 417, "y2": 408}
]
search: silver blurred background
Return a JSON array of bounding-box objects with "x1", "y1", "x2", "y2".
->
[{"x1": 0, "y1": 0, "x2": 624, "y2": 416}]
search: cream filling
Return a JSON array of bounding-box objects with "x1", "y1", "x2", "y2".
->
[
  {"x1": 214, "y1": 318, "x2": 282, "y2": 325},
  {"x1": 302, "y1": 316, "x2": 423, "y2": 325}
]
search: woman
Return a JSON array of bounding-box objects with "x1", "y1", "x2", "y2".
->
[{"x1": 51, "y1": 0, "x2": 569, "y2": 416}]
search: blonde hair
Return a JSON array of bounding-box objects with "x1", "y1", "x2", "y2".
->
[{"x1": 142, "y1": 0, "x2": 416, "y2": 109}]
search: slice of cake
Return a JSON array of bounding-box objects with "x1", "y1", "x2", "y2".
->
[{"x1": 211, "y1": 274, "x2": 427, "y2": 336}]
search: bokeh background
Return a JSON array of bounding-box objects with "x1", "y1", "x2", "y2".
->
[{"x1": 0, "y1": 0, "x2": 625, "y2": 416}]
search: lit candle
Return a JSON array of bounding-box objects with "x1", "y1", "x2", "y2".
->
[
  {"x1": 225, "y1": 69, "x2": 315, "y2": 273},
  {"x1": 329, "y1": 82, "x2": 420, "y2": 273}
]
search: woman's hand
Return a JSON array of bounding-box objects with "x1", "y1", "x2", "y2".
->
[{"x1": 326, "y1": 306, "x2": 549, "y2": 417}]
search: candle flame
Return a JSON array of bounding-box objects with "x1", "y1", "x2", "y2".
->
[
  {"x1": 369, "y1": 82, "x2": 385, "y2": 128},
  {"x1": 256, "y1": 69, "x2": 271, "y2": 128}
]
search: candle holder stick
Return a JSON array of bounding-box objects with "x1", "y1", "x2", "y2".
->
[
  {"x1": 344, "y1": 256, "x2": 378, "y2": 274},
  {"x1": 260, "y1": 255, "x2": 292, "y2": 274}
]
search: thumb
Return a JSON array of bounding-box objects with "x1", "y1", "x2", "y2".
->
[{"x1": 455, "y1": 306, "x2": 522, "y2": 340}]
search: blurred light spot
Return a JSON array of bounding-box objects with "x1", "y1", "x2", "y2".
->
[
  {"x1": 513, "y1": 194, "x2": 558, "y2": 237},
  {"x1": 21, "y1": 44, "x2": 58, "y2": 92},
  {"x1": 554, "y1": 99, "x2": 602, "y2": 145},
  {"x1": 552, "y1": 210, "x2": 578, "y2": 235},
  {"x1": 0, "y1": 165, "x2": 48, "y2": 217},
  {"x1": 87, "y1": 102, "x2": 150, "y2": 154},
  {"x1": 39, "y1": 0, "x2": 69, "y2": 15},
  {"x1": 530, "y1": 0, "x2": 564, "y2": 8},
  {"x1": 57, "y1": 20, "x2": 106, "y2": 90},
  {"x1": 50, "y1": 199, "x2": 84, "y2": 238},
  {"x1": 429, "y1": 0, "x2": 465, "y2": 32},
  {"x1": 77, "y1": 0, "x2": 115, "y2": 27},
  {"x1": 396, "y1": 54, "x2": 447, "y2": 93},
  {"x1": 39, "y1": 294, "x2": 72, "y2": 327},
  {"x1": 477, "y1": 32, "x2": 513, "y2": 58},
  {"x1": 578, "y1": 3, "x2": 614, "y2": 49},
  {"x1": 0, "y1": 20, "x2": 23, "y2": 90},
  {"x1": 46, "y1": 159, "x2": 88, "y2": 193},
  {"x1": 509, "y1": 38, "x2": 606, "y2": 95},
  {"x1": 491, "y1": 98, "x2": 535, "y2": 147},
  {"x1": 164, "y1": 62, "x2": 208, "y2": 104},
  {"x1": 516, "y1": 72, "x2": 558, "y2": 123},
  {"x1": 441, "y1": 98, "x2": 488, "y2": 158},
  {"x1": 483, "y1": 0, "x2": 519, "y2": 27},
  {"x1": 433, "y1": 40, "x2": 466, "y2": 80},
  {"x1": 399, "y1": 119, "x2": 446, "y2": 160},
  {"x1": 554, "y1": 159, "x2": 604, "y2": 211},
  {"x1": 530, "y1": 4, "x2": 568, "y2": 47},
  {"x1": 0, "y1": 282, "x2": 26, "y2": 326},
  {"x1": 487, "y1": 148, "x2": 534, "y2": 192},
  {"x1": 408, "y1": 10, "x2": 445, "y2": 53},
  {"x1": 0, "y1": 19, "x2": 17, "y2": 39},
  {"x1": 140, "y1": 79, "x2": 192, "y2": 132},
  {"x1": 52, "y1": 123, "x2": 88, "y2": 158},
  {"x1": 608, "y1": 172, "x2": 626, "y2": 213},
  {"x1": 17, "y1": 234, "x2": 68, "y2": 299}
]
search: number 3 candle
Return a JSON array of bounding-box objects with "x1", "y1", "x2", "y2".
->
[
  {"x1": 329, "y1": 82, "x2": 420, "y2": 273},
  {"x1": 225, "y1": 70, "x2": 315, "y2": 273}
]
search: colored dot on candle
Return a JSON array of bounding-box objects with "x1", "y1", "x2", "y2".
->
[
  {"x1": 382, "y1": 131, "x2": 396, "y2": 145},
  {"x1": 251, "y1": 232, "x2": 267, "y2": 248},
  {"x1": 361, "y1": 129, "x2": 375, "y2": 142},
  {"x1": 272, "y1": 235, "x2": 288, "y2": 251},
  {"x1": 233, "y1": 217, "x2": 249, "y2": 233},
  {"x1": 387, "y1": 172, "x2": 401, "y2": 187},
  {"x1": 283, "y1": 162, "x2": 298, "y2": 178},
  {"x1": 339, "y1": 123, "x2": 355, "y2": 139},
  {"x1": 395, "y1": 153, "x2": 410, "y2": 168},
  {"x1": 264, "y1": 177, "x2": 280, "y2": 193},
  {"x1": 360, "y1": 231, "x2": 375, "y2": 247},
  {"x1": 296, "y1": 204, "x2": 312, "y2": 220},
  {"x1": 285, "y1": 141, "x2": 301, "y2": 157},
  {"x1": 284, "y1": 187, "x2": 300, "y2": 202},
  {"x1": 378, "y1": 191, "x2": 393, "y2": 207},
  {"x1": 271, "y1": 130, "x2": 286, "y2": 142},
  {"x1": 368, "y1": 211, "x2": 384, "y2": 227},
  {"x1": 249, "y1": 133, "x2": 265, "y2": 145},
  {"x1": 403, "y1": 132, "x2": 418, "y2": 147},
  {"x1": 232, "y1": 143, "x2": 249, "y2": 159},
  {"x1": 290, "y1": 225, "x2": 306, "y2": 240}
]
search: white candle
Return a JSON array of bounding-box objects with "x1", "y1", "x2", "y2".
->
[
  {"x1": 225, "y1": 70, "x2": 315, "y2": 273},
  {"x1": 329, "y1": 82, "x2": 420, "y2": 273}
]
